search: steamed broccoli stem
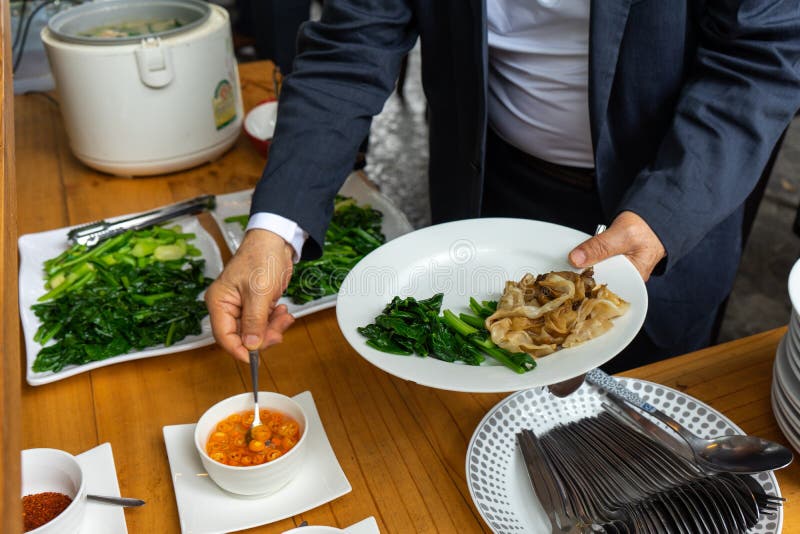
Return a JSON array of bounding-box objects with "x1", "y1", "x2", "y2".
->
[
  {"x1": 458, "y1": 312, "x2": 486, "y2": 331},
  {"x1": 441, "y1": 310, "x2": 534, "y2": 374},
  {"x1": 441, "y1": 309, "x2": 479, "y2": 337},
  {"x1": 38, "y1": 263, "x2": 97, "y2": 302},
  {"x1": 469, "y1": 297, "x2": 498, "y2": 319}
]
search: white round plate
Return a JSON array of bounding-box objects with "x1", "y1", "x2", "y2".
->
[
  {"x1": 772, "y1": 373, "x2": 800, "y2": 446},
  {"x1": 772, "y1": 382, "x2": 800, "y2": 454},
  {"x1": 787, "y1": 322, "x2": 799, "y2": 353},
  {"x1": 787, "y1": 319, "x2": 800, "y2": 359},
  {"x1": 466, "y1": 379, "x2": 783, "y2": 533},
  {"x1": 782, "y1": 330, "x2": 800, "y2": 380},
  {"x1": 337, "y1": 218, "x2": 647, "y2": 392},
  {"x1": 771, "y1": 342, "x2": 800, "y2": 432},
  {"x1": 773, "y1": 336, "x2": 800, "y2": 416},
  {"x1": 788, "y1": 258, "x2": 800, "y2": 313},
  {"x1": 790, "y1": 309, "x2": 800, "y2": 332}
]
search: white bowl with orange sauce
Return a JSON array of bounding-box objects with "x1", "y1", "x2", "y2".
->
[{"x1": 194, "y1": 391, "x2": 309, "y2": 496}]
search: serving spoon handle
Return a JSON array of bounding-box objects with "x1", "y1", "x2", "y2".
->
[
  {"x1": 87, "y1": 494, "x2": 145, "y2": 507},
  {"x1": 248, "y1": 349, "x2": 263, "y2": 438}
]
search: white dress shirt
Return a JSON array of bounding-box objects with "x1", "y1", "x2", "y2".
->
[
  {"x1": 246, "y1": 212, "x2": 307, "y2": 262},
  {"x1": 487, "y1": 0, "x2": 593, "y2": 168},
  {"x1": 252, "y1": 0, "x2": 594, "y2": 256}
]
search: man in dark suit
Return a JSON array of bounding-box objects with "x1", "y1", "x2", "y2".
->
[{"x1": 206, "y1": 0, "x2": 800, "y2": 371}]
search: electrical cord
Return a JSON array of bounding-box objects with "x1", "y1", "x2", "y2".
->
[
  {"x1": 12, "y1": 0, "x2": 60, "y2": 74},
  {"x1": 13, "y1": 1, "x2": 87, "y2": 75},
  {"x1": 12, "y1": 0, "x2": 29, "y2": 51}
]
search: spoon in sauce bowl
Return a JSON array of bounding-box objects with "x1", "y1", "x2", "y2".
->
[{"x1": 245, "y1": 349, "x2": 263, "y2": 443}]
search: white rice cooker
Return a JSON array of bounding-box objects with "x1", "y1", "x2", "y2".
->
[{"x1": 42, "y1": 0, "x2": 243, "y2": 176}]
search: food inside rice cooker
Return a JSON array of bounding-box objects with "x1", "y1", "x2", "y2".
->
[{"x1": 80, "y1": 18, "x2": 183, "y2": 38}]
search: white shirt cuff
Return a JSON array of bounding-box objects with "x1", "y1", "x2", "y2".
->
[{"x1": 246, "y1": 212, "x2": 308, "y2": 263}]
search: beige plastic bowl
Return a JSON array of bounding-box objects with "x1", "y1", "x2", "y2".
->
[
  {"x1": 21, "y1": 448, "x2": 87, "y2": 534},
  {"x1": 194, "y1": 391, "x2": 308, "y2": 496}
]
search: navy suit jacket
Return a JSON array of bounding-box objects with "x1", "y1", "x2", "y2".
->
[{"x1": 252, "y1": 0, "x2": 800, "y2": 350}]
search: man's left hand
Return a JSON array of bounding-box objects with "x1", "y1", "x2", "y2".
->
[{"x1": 568, "y1": 211, "x2": 666, "y2": 281}]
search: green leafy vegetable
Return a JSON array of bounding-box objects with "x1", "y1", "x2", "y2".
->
[
  {"x1": 225, "y1": 195, "x2": 386, "y2": 304},
  {"x1": 358, "y1": 294, "x2": 536, "y2": 374},
  {"x1": 31, "y1": 225, "x2": 212, "y2": 373}
]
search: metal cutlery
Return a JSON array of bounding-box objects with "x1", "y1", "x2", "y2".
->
[
  {"x1": 518, "y1": 407, "x2": 784, "y2": 534},
  {"x1": 66, "y1": 194, "x2": 216, "y2": 247},
  {"x1": 517, "y1": 429, "x2": 575, "y2": 533},
  {"x1": 245, "y1": 349, "x2": 263, "y2": 444},
  {"x1": 602, "y1": 396, "x2": 698, "y2": 465},
  {"x1": 586, "y1": 368, "x2": 793, "y2": 473},
  {"x1": 518, "y1": 428, "x2": 631, "y2": 533},
  {"x1": 606, "y1": 390, "x2": 789, "y2": 526},
  {"x1": 87, "y1": 494, "x2": 145, "y2": 507}
]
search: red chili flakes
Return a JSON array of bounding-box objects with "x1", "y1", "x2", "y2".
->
[{"x1": 22, "y1": 492, "x2": 73, "y2": 531}]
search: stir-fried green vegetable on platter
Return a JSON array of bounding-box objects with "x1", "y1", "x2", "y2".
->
[{"x1": 31, "y1": 225, "x2": 212, "y2": 373}]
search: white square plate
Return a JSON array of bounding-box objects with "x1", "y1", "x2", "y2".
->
[
  {"x1": 76, "y1": 443, "x2": 127, "y2": 534},
  {"x1": 209, "y1": 173, "x2": 414, "y2": 319},
  {"x1": 284, "y1": 517, "x2": 379, "y2": 534},
  {"x1": 343, "y1": 517, "x2": 379, "y2": 534},
  {"x1": 163, "y1": 391, "x2": 351, "y2": 534},
  {"x1": 19, "y1": 215, "x2": 223, "y2": 386}
]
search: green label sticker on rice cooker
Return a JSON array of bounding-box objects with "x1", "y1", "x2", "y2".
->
[{"x1": 213, "y1": 80, "x2": 237, "y2": 130}]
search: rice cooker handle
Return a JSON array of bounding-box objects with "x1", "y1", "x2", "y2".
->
[{"x1": 135, "y1": 37, "x2": 173, "y2": 88}]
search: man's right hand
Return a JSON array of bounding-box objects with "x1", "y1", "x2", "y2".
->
[{"x1": 205, "y1": 229, "x2": 296, "y2": 363}]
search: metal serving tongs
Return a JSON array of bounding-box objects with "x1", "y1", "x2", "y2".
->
[{"x1": 66, "y1": 194, "x2": 216, "y2": 247}]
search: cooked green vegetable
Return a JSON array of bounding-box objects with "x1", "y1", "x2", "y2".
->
[
  {"x1": 223, "y1": 214, "x2": 250, "y2": 228},
  {"x1": 468, "y1": 297, "x2": 497, "y2": 319},
  {"x1": 358, "y1": 294, "x2": 536, "y2": 374},
  {"x1": 31, "y1": 225, "x2": 211, "y2": 373},
  {"x1": 225, "y1": 195, "x2": 386, "y2": 304}
]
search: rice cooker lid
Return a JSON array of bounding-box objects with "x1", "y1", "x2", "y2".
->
[{"x1": 47, "y1": 0, "x2": 211, "y2": 45}]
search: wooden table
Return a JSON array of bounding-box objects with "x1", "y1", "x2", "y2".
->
[{"x1": 8, "y1": 60, "x2": 800, "y2": 533}]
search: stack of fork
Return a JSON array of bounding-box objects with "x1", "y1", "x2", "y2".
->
[{"x1": 518, "y1": 411, "x2": 783, "y2": 533}]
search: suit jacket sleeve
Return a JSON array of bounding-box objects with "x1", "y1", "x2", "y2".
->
[
  {"x1": 250, "y1": 0, "x2": 418, "y2": 259},
  {"x1": 618, "y1": 0, "x2": 800, "y2": 273}
]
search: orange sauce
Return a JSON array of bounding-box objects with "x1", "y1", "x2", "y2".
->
[{"x1": 205, "y1": 409, "x2": 301, "y2": 467}]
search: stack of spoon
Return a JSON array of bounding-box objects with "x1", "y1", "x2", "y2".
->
[{"x1": 518, "y1": 411, "x2": 785, "y2": 533}]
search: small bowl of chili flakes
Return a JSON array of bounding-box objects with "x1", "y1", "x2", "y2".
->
[
  {"x1": 21, "y1": 448, "x2": 87, "y2": 533},
  {"x1": 194, "y1": 391, "x2": 309, "y2": 496}
]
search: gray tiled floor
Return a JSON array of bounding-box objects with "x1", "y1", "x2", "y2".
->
[{"x1": 364, "y1": 47, "x2": 800, "y2": 345}]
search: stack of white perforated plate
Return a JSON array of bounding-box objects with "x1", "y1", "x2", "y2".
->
[{"x1": 771, "y1": 260, "x2": 800, "y2": 452}]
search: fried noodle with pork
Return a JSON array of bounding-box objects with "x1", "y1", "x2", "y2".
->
[{"x1": 485, "y1": 268, "x2": 629, "y2": 358}]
